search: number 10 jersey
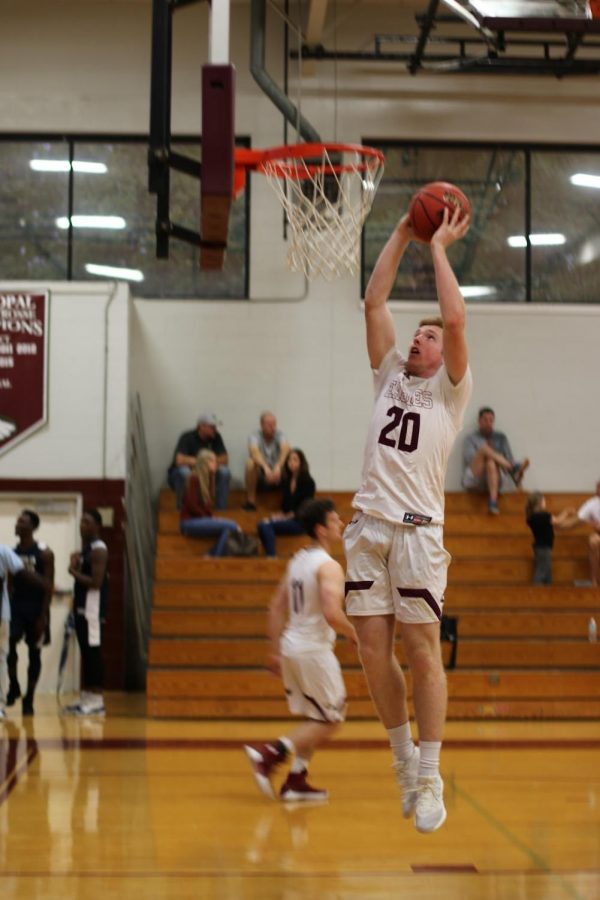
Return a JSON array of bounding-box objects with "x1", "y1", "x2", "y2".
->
[{"x1": 352, "y1": 346, "x2": 473, "y2": 526}]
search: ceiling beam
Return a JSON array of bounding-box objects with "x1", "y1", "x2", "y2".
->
[{"x1": 306, "y1": 0, "x2": 329, "y2": 46}]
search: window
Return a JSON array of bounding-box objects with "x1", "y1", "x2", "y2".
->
[
  {"x1": 363, "y1": 141, "x2": 600, "y2": 304},
  {"x1": 0, "y1": 141, "x2": 69, "y2": 280},
  {"x1": 531, "y1": 151, "x2": 600, "y2": 303},
  {"x1": 0, "y1": 136, "x2": 248, "y2": 299}
]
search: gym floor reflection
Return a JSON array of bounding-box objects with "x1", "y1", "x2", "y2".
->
[{"x1": 1, "y1": 696, "x2": 599, "y2": 900}]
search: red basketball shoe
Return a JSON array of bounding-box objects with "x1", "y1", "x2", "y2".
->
[
  {"x1": 279, "y1": 769, "x2": 328, "y2": 803},
  {"x1": 243, "y1": 742, "x2": 287, "y2": 799}
]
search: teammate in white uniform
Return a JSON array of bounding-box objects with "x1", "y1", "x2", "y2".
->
[
  {"x1": 244, "y1": 499, "x2": 357, "y2": 802},
  {"x1": 576, "y1": 480, "x2": 600, "y2": 586},
  {"x1": 344, "y1": 206, "x2": 472, "y2": 833}
]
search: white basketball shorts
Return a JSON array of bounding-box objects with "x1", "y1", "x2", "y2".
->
[
  {"x1": 343, "y1": 511, "x2": 450, "y2": 624},
  {"x1": 280, "y1": 648, "x2": 347, "y2": 723}
]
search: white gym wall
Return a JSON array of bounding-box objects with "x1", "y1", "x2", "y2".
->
[{"x1": 1, "y1": 1, "x2": 599, "y2": 496}]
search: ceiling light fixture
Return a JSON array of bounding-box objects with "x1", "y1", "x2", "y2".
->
[
  {"x1": 570, "y1": 173, "x2": 600, "y2": 189},
  {"x1": 56, "y1": 215, "x2": 126, "y2": 230},
  {"x1": 460, "y1": 285, "x2": 497, "y2": 298},
  {"x1": 507, "y1": 233, "x2": 566, "y2": 248},
  {"x1": 30, "y1": 160, "x2": 107, "y2": 174},
  {"x1": 85, "y1": 263, "x2": 144, "y2": 282}
]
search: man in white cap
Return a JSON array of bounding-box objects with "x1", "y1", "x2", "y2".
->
[{"x1": 167, "y1": 412, "x2": 230, "y2": 509}]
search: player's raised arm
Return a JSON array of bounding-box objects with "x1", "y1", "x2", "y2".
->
[
  {"x1": 430, "y1": 207, "x2": 471, "y2": 385},
  {"x1": 364, "y1": 215, "x2": 413, "y2": 369}
]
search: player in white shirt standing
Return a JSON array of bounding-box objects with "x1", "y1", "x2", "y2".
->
[
  {"x1": 344, "y1": 206, "x2": 472, "y2": 833},
  {"x1": 244, "y1": 499, "x2": 357, "y2": 802},
  {"x1": 576, "y1": 480, "x2": 600, "y2": 586}
]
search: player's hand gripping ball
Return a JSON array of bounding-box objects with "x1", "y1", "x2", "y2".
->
[{"x1": 408, "y1": 181, "x2": 471, "y2": 243}]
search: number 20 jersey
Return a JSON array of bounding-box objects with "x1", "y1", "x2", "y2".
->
[{"x1": 352, "y1": 346, "x2": 473, "y2": 526}]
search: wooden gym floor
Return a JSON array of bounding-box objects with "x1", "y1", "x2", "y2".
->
[{"x1": 1, "y1": 694, "x2": 599, "y2": 899}]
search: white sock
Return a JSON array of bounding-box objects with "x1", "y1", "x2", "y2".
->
[
  {"x1": 388, "y1": 722, "x2": 415, "y2": 763},
  {"x1": 418, "y1": 741, "x2": 441, "y2": 777},
  {"x1": 291, "y1": 756, "x2": 309, "y2": 774}
]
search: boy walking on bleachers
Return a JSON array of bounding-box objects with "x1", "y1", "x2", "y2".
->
[{"x1": 525, "y1": 492, "x2": 575, "y2": 585}]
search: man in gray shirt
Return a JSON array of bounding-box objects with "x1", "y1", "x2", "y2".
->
[
  {"x1": 462, "y1": 407, "x2": 529, "y2": 515},
  {"x1": 243, "y1": 412, "x2": 290, "y2": 511}
]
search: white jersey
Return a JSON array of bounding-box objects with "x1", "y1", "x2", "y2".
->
[
  {"x1": 578, "y1": 495, "x2": 600, "y2": 527},
  {"x1": 280, "y1": 546, "x2": 336, "y2": 655},
  {"x1": 353, "y1": 346, "x2": 473, "y2": 526}
]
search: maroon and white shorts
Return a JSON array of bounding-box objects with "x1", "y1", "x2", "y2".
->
[
  {"x1": 343, "y1": 511, "x2": 449, "y2": 624},
  {"x1": 280, "y1": 648, "x2": 347, "y2": 723}
]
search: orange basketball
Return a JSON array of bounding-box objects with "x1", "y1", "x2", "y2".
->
[{"x1": 408, "y1": 181, "x2": 471, "y2": 243}]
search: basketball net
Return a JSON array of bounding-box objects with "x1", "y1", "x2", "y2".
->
[{"x1": 238, "y1": 144, "x2": 384, "y2": 281}]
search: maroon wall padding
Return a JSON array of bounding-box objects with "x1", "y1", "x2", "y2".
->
[
  {"x1": 200, "y1": 63, "x2": 235, "y2": 269},
  {"x1": 0, "y1": 478, "x2": 126, "y2": 690}
]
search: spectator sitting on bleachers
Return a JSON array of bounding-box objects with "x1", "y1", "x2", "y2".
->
[
  {"x1": 462, "y1": 406, "x2": 530, "y2": 515},
  {"x1": 180, "y1": 450, "x2": 240, "y2": 557},
  {"x1": 167, "y1": 413, "x2": 230, "y2": 510},
  {"x1": 257, "y1": 449, "x2": 316, "y2": 558},
  {"x1": 243, "y1": 412, "x2": 290, "y2": 511}
]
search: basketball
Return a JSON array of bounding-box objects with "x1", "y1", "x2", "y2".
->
[{"x1": 408, "y1": 181, "x2": 471, "y2": 243}]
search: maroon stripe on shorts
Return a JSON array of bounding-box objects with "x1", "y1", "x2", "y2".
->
[
  {"x1": 397, "y1": 587, "x2": 442, "y2": 620},
  {"x1": 344, "y1": 580, "x2": 374, "y2": 596},
  {"x1": 302, "y1": 692, "x2": 330, "y2": 722}
]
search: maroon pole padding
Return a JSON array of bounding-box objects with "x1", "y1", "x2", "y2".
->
[{"x1": 201, "y1": 63, "x2": 235, "y2": 269}]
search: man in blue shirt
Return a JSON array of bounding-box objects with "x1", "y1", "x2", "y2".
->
[{"x1": 462, "y1": 406, "x2": 529, "y2": 514}]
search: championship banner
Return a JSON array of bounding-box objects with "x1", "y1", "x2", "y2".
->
[{"x1": 0, "y1": 291, "x2": 49, "y2": 456}]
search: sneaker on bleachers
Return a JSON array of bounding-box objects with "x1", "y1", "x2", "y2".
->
[{"x1": 510, "y1": 458, "x2": 530, "y2": 487}]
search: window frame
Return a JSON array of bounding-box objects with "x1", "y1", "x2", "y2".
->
[
  {"x1": 0, "y1": 132, "x2": 251, "y2": 299},
  {"x1": 361, "y1": 138, "x2": 600, "y2": 305}
]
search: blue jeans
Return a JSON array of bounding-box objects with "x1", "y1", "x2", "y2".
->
[
  {"x1": 533, "y1": 546, "x2": 552, "y2": 585},
  {"x1": 168, "y1": 464, "x2": 231, "y2": 510},
  {"x1": 257, "y1": 517, "x2": 304, "y2": 557},
  {"x1": 180, "y1": 517, "x2": 239, "y2": 556}
]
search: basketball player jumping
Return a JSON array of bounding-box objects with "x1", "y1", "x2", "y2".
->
[
  {"x1": 244, "y1": 499, "x2": 357, "y2": 802},
  {"x1": 344, "y1": 206, "x2": 472, "y2": 833}
]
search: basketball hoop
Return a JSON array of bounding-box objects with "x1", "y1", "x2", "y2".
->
[{"x1": 235, "y1": 143, "x2": 385, "y2": 280}]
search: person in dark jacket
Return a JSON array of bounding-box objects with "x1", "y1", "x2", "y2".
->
[
  {"x1": 168, "y1": 412, "x2": 230, "y2": 510},
  {"x1": 257, "y1": 449, "x2": 316, "y2": 557}
]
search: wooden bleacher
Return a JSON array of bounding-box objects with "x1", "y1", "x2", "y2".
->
[{"x1": 147, "y1": 490, "x2": 600, "y2": 720}]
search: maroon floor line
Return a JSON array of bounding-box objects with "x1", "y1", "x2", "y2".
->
[
  {"x1": 8, "y1": 737, "x2": 600, "y2": 751},
  {"x1": 0, "y1": 868, "x2": 599, "y2": 879}
]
